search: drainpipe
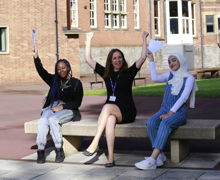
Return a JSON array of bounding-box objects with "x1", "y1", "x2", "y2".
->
[
  {"x1": 55, "y1": 0, "x2": 59, "y2": 61},
  {"x1": 199, "y1": 0, "x2": 204, "y2": 68}
]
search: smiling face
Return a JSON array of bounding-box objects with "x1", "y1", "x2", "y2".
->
[
  {"x1": 57, "y1": 61, "x2": 69, "y2": 79},
  {"x1": 111, "y1": 51, "x2": 123, "y2": 71},
  {"x1": 168, "y1": 56, "x2": 180, "y2": 71}
]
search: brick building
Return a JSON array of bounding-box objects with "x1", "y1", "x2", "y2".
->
[{"x1": 0, "y1": 0, "x2": 220, "y2": 85}]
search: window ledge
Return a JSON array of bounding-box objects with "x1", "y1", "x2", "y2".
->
[
  {"x1": 0, "y1": 52, "x2": 9, "y2": 55},
  {"x1": 63, "y1": 27, "x2": 87, "y2": 35}
]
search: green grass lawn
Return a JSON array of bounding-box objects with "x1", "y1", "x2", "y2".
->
[{"x1": 84, "y1": 78, "x2": 220, "y2": 98}]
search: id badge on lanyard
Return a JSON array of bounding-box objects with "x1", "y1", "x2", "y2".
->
[
  {"x1": 109, "y1": 95, "x2": 116, "y2": 102},
  {"x1": 109, "y1": 74, "x2": 119, "y2": 102}
]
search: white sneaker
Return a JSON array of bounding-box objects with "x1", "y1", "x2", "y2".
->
[
  {"x1": 144, "y1": 153, "x2": 166, "y2": 167},
  {"x1": 156, "y1": 153, "x2": 166, "y2": 167},
  {"x1": 135, "y1": 157, "x2": 156, "y2": 170}
]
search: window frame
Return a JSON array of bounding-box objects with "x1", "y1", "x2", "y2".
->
[
  {"x1": 206, "y1": 15, "x2": 214, "y2": 33},
  {"x1": 0, "y1": 26, "x2": 9, "y2": 54},
  {"x1": 133, "y1": 0, "x2": 140, "y2": 30},
  {"x1": 70, "y1": 0, "x2": 79, "y2": 28},
  {"x1": 90, "y1": 0, "x2": 97, "y2": 28},
  {"x1": 154, "y1": 0, "x2": 160, "y2": 36},
  {"x1": 104, "y1": 0, "x2": 127, "y2": 29},
  {"x1": 217, "y1": 15, "x2": 220, "y2": 33},
  {"x1": 191, "y1": 3, "x2": 196, "y2": 37}
]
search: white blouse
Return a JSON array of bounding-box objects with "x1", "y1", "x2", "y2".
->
[{"x1": 149, "y1": 62, "x2": 195, "y2": 112}]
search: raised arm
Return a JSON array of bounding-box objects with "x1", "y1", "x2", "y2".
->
[
  {"x1": 146, "y1": 49, "x2": 169, "y2": 83},
  {"x1": 32, "y1": 49, "x2": 53, "y2": 86},
  {"x1": 135, "y1": 31, "x2": 149, "y2": 69},
  {"x1": 84, "y1": 32, "x2": 96, "y2": 70}
]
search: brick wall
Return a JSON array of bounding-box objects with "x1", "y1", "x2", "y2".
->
[{"x1": 0, "y1": 0, "x2": 80, "y2": 85}]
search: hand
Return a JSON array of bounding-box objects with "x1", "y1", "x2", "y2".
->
[
  {"x1": 33, "y1": 49, "x2": 38, "y2": 59},
  {"x1": 159, "y1": 111, "x2": 174, "y2": 120},
  {"x1": 85, "y1": 32, "x2": 94, "y2": 44},
  {"x1": 146, "y1": 48, "x2": 154, "y2": 61},
  {"x1": 51, "y1": 105, "x2": 63, "y2": 112},
  {"x1": 142, "y1": 31, "x2": 149, "y2": 40}
]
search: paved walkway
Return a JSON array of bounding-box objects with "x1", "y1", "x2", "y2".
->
[{"x1": 1, "y1": 158, "x2": 220, "y2": 180}]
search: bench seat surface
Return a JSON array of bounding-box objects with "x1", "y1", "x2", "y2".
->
[{"x1": 24, "y1": 119, "x2": 220, "y2": 140}]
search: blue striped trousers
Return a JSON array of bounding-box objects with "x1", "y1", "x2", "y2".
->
[{"x1": 146, "y1": 109, "x2": 187, "y2": 150}]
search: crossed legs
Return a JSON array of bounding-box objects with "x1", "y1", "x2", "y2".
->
[{"x1": 85, "y1": 104, "x2": 122, "y2": 163}]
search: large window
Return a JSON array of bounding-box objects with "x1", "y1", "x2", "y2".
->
[
  {"x1": 133, "y1": 0, "x2": 140, "y2": 29},
  {"x1": 90, "y1": 0, "x2": 97, "y2": 28},
  {"x1": 70, "y1": 0, "x2": 78, "y2": 28},
  {"x1": 104, "y1": 0, "x2": 127, "y2": 29},
  {"x1": 206, "y1": 15, "x2": 214, "y2": 33},
  {"x1": 154, "y1": 0, "x2": 160, "y2": 36},
  {"x1": 0, "y1": 27, "x2": 8, "y2": 53}
]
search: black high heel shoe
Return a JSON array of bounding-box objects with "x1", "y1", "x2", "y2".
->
[
  {"x1": 83, "y1": 147, "x2": 99, "y2": 156},
  {"x1": 105, "y1": 161, "x2": 115, "y2": 168}
]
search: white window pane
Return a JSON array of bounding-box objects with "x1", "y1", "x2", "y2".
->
[{"x1": 70, "y1": 0, "x2": 78, "y2": 27}]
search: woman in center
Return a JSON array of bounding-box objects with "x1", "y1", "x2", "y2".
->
[{"x1": 83, "y1": 32, "x2": 149, "y2": 167}]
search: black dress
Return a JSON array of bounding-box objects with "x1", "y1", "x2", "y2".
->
[{"x1": 95, "y1": 62, "x2": 140, "y2": 124}]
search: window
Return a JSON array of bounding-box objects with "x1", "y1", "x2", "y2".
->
[
  {"x1": 191, "y1": 3, "x2": 196, "y2": 36},
  {"x1": 206, "y1": 15, "x2": 214, "y2": 33},
  {"x1": 169, "y1": 1, "x2": 179, "y2": 34},
  {"x1": 0, "y1": 27, "x2": 8, "y2": 53},
  {"x1": 104, "y1": 0, "x2": 127, "y2": 29},
  {"x1": 70, "y1": 0, "x2": 78, "y2": 28},
  {"x1": 133, "y1": 0, "x2": 140, "y2": 29},
  {"x1": 90, "y1": 0, "x2": 97, "y2": 28},
  {"x1": 182, "y1": 1, "x2": 189, "y2": 34},
  {"x1": 154, "y1": 0, "x2": 160, "y2": 36}
]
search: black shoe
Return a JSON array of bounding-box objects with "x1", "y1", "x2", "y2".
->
[
  {"x1": 37, "y1": 150, "x2": 45, "y2": 164},
  {"x1": 83, "y1": 147, "x2": 99, "y2": 156},
  {"x1": 105, "y1": 161, "x2": 115, "y2": 168},
  {"x1": 55, "y1": 148, "x2": 65, "y2": 163}
]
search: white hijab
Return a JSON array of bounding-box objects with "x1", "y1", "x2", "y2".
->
[{"x1": 168, "y1": 53, "x2": 198, "y2": 108}]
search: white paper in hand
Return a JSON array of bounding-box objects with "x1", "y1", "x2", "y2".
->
[
  {"x1": 148, "y1": 39, "x2": 164, "y2": 53},
  {"x1": 32, "y1": 29, "x2": 36, "y2": 51}
]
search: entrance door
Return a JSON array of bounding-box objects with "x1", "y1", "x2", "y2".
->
[{"x1": 166, "y1": 0, "x2": 193, "y2": 44}]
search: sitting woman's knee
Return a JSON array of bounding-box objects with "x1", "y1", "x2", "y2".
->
[
  {"x1": 48, "y1": 117, "x2": 59, "y2": 125},
  {"x1": 101, "y1": 104, "x2": 113, "y2": 113}
]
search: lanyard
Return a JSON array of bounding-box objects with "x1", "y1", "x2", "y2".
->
[{"x1": 109, "y1": 74, "x2": 120, "y2": 96}]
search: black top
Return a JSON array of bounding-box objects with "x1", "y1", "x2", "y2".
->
[
  {"x1": 95, "y1": 62, "x2": 140, "y2": 123},
  {"x1": 34, "y1": 57, "x2": 83, "y2": 111}
]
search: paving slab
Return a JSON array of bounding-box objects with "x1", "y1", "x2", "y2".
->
[
  {"x1": 155, "y1": 169, "x2": 204, "y2": 180},
  {"x1": 198, "y1": 171, "x2": 220, "y2": 180},
  {"x1": 22, "y1": 150, "x2": 220, "y2": 170}
]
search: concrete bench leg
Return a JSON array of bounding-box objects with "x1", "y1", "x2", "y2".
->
[
  {"x1": 62, "y1": 136, "x2": 81, "y2": 157},
  {"x1": 171, "y1": 140, "x2": 189, "y2": 163}
]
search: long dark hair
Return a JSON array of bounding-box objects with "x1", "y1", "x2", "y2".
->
[
  {"x1": 46, "y1": 59, "x2": 72, "y2": 106},
  {"x1": 103, "y1": 49, "x2": 128, "y2": 79}
]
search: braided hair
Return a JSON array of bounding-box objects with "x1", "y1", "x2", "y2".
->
[{"x1": 46, "y1": 59, "x2": 72, "y2": 107}]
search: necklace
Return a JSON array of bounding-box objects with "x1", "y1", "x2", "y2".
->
[{"x1": 60, "y1": 78, "x2": 70, "y2": 91}]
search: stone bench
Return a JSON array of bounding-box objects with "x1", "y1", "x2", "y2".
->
[{"x1": 24, "y1": 118, "x2": 220, "y2": 163}]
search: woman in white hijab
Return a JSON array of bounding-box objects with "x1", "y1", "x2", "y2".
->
[{"x1": 135, "y1": 51, "x2": 198, "y2": 170}]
